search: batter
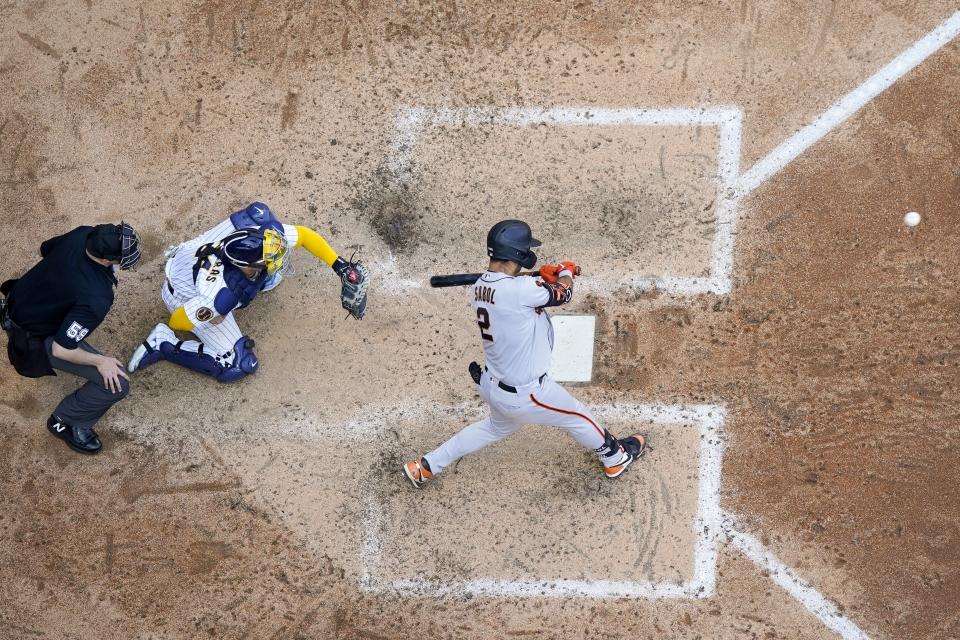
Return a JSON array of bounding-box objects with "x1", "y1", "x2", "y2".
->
[
  {"x1": 127, "y1": 201, "x2": 368, "y2": 382},
  {"x1": 404, "y1": 219, "x2": 647, "y2": 488}
]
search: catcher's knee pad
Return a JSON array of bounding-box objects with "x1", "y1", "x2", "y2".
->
[{"x1": 217, "y1": 337, "x2": 258, "y2": 382}]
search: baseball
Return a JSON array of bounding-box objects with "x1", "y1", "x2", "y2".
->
[{"x1": 904, "y1": 211, "x2": 922, "y2": 226}]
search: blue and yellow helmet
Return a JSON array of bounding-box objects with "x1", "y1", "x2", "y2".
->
[{"x1": 220, "y1": 227, "x2": 289, "y2": 275}]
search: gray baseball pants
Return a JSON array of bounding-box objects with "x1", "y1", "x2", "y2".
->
[{"x1": 44, "y1": 337, "x2": 129, "y2": 430}]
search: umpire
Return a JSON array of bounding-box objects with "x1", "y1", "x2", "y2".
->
[{"x1": 0, "y1": 223, "x2": 141, "y2": 454}]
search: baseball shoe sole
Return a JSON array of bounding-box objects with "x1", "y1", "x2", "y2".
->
[
  {"x1": 604, "y1": 434, "x2": 648, "y2": 479},
  {"x1": 403, "y1": 458, "x2": 433, "y2": 489}
]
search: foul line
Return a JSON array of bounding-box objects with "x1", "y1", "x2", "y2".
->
[
  {"x1": 737, "y1": 10, "x2": 960, "y2": 196},
  {"x1": 721, "y1": 514, "x2": 872, "y2": 640}
]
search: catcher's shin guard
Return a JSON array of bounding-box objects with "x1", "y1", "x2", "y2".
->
[{"x1": 159, "y1": 336, "x2": 259, "y2": 382}]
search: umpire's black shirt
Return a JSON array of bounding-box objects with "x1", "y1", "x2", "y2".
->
[{"x1": 10, "y1": 226, "x2": 117, "y2": 349}]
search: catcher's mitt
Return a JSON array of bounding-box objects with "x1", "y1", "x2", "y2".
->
[{"x1": 336, "y1": 259, "x2": 369, "y2": 320}]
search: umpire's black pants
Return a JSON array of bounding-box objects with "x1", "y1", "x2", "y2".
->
[{"x1": 44, "y1": 337, "x2": 129, "y2": 430}]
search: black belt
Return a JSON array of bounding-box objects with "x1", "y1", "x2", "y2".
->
[{"x1": 498, "y1": 373, "x2": 546, "y2": 394}]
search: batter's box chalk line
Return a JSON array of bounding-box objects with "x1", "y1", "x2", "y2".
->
[
  {"x1": 359, "y1": 402, "x2": 726, "y2": 600},
  {"x1": 353, "y1": 401, "x2": 870, "y2": 640},
  {"x1": 381, "y1": 105, "x2": 743, "y2": 298}
]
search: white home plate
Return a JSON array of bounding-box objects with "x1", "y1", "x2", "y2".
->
[{"x1": 548, "y1": 314, "x2": 596, "y2": 382}]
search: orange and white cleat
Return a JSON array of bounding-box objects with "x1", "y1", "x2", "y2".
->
[
  {"x1": 604, "y1": 434, "x2": 648, "y2": 479},
  {"x1": 403, "y1": 457, "x2": 433, "y2": 489}
]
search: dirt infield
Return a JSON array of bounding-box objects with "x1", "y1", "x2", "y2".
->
[{"x1": 1, "y1": 2, "x2": 958, "y2": 639}]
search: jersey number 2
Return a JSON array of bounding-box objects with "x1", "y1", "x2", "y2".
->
[{"x1": 477, "y1": 307, "x2": 493, "y2": 342}]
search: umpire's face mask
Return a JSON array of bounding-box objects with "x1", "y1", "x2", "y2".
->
[
  {"x1": 87, "y1": 223, "x2": 142, "y2": 271},
  {"x1": 118, "y1": 223, "x2": 142, "y2": 270}
]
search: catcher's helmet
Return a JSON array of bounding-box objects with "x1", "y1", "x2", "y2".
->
[
  {"x1": 486, "y1": 219, "x2": 541, "y2": 269},
  {"x1": 220, "y1": 227, "x2": 289, "y2": 275}
]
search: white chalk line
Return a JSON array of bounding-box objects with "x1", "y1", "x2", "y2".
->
[
  {"x1": 721, "y1": 513, "x2": 872, "y2": 640},
  {"x1": 384, "y1": 105, "x2": 743, "y2": 297},
  {"x1": 346, "y1": 403, "x2": 868, "y2": 636},
  {"x1": 359, "y1": 402, "x2": 726, "y2": 600},
  {"x1": 268, "y1": 398, "x2": 484, "y2": 441},
  {"x1": 375, "y1": 576, "x2": 690, "y2": 600},
  {"x1": 737, "y1": 10, "x2": 960, "y2": 197}
]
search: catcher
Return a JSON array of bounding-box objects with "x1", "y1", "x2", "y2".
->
[{"x1": 127, "y1": 202, "x2": 368, "y2": 382}]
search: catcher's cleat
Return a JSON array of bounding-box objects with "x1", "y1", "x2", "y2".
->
[
  {"x1": 604, "y1": 434, "x2": 648, "y2": 479},
  {"x1": 128, "y1": 323, "x2": 176, "y2": 372},
  {"x1": 403, "y1": 457, "x2": 433, "y2": 489},
  {"x1": 469, "y1": 361, "x2": 482, "y2": 385}
]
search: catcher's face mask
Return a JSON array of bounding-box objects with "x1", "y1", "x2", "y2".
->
[
  {"x1": 261, "y1": 228, "x2": 289, "y2": 275},
  {"x1": 221, "y1": 227, "x2": 290, "y2": 276}
]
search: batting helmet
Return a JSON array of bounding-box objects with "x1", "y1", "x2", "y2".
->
[
  {"x1": 486, "y1": 219, "x2": 541, "y2": 269},
  {"x1": 220, "y1": 227, "x2": 289, "y2": 275}
]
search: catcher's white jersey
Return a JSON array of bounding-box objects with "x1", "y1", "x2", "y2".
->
[
  {"x1": 471, "y1": 272, "x2": 553, "y2": 387},
  {"x1": 164, "y1": 218, "x2": 299, "y2": 326}
]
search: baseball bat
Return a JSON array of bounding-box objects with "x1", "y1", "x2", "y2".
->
[{"x1": 430, "y1": 267, "x2": 580, "y2": 288}]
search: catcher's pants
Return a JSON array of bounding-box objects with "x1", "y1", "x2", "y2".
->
[
  {"x1": 161, "y1": 279, "x2": 243, "y2": 362},
  {"x1": 423, "y1": 370, "x2": 621, "y2": 475}
]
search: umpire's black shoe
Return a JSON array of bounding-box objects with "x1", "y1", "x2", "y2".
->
[{"x1": 47, "y1": 414, "x2": 102, "y2": 454}]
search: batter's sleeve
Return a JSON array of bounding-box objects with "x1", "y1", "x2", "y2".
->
[{"x1": 515, "y1": 276, "x2": 552, "y2": 308}]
